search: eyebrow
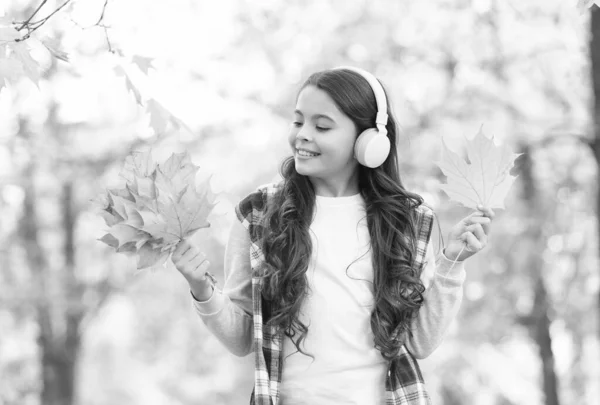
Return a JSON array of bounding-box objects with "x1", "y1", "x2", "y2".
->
[{"x1": 294, "y1": 110, "x2": 336, "y2": 122}]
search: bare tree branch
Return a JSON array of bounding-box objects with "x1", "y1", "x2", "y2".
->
[
  {"x1": 103, "y1": 25, "x2": 113, "y2": 53},
  {"x1": 67, "y1": 0, "x2": 115, "y2": 53},
  {"x1": 29, "y1": 0, "x2": 72, "y2": 27},
  {"x1": 15, "y1": 0, "x2": 73, "y2": 42},
  {"x1": 95, "y1": 0, "x2": 110, "y2": 26},
  {"x1": 16, "y1": 0, "x2": 48, "y2": 31}
]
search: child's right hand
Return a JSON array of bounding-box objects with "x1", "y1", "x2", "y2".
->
[{"x1": 172, "y1": 239, "x2": 213, "y2": 301}]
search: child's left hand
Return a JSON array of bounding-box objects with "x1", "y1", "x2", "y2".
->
[{"x1": 444, "y1": 205, "x2": 495, "y2": 262}]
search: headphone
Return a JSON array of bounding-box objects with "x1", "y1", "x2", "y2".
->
[{"x1": 333, "y1": 66, "x2": 391, "y2": 168}]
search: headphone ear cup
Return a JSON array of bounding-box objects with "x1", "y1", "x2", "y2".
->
[{"x1": 354, "y1": 128, "x2": 391, "y2": 168}]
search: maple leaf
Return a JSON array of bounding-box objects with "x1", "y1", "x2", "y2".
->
[
  {"x1": 95, "y1": 149, "x2": 217, "y2": 270},
  {"x1": 146, "y1": 98, "x2": 172, "y2": 134},
  {"x1": 132, "y1": 55, "x2": 154, "y2": 74},
  {"x1": 114, "y1": 65, "x2": 143, "y2": 105},
  {"x1": 9, "y1": 41, "x2": 41, "y2": 87},
  {"x1": 0, "y1": 56, "x2": 23, "y2": 91},
  {"x1": 40, "y1": 36, "x2": 69, "y2": 62},
  {"x1": 119, "y1": 148, "x2": 157, "y2": 183},
  {"x1": 435, "y1": 127, "x2": 521, "y2": 210},
  {"x1": 146, "y1": 98, "x2": 190, "y2": 135},
  {"x1": 0, "y1": 20, "x2": 42, "y2": 90}
]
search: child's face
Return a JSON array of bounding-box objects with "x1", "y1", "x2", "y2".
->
[{"x1": 288, "y1": 85, "x2": 359, "y2": 187}]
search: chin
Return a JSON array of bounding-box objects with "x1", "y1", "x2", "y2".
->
[
  {"x1": 294, "y1": 163, "x2": 312, "y2": 176},
  {"x1": 293, "y1": 158, "x2": 317, "y2": 177}
]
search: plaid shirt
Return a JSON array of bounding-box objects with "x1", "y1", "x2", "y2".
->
[{"x1": 235, "y1": 184, "x2": 434, "y2": 405}]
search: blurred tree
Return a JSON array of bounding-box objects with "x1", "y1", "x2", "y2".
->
[
  {"x1": 591, "y1": 6, "x2": 600, "y2": 344},
  {"x1": 16, "y1": 78, "x2": 116, "y2": 405},
  {"x1": 416, "y1": 2, "x2": 597, "y2": 404},
  {"x1": 4, "y1": 3, "x2": 180, "y2": 404},
  {"x1": 516, "y1": 144, "x2": 560, "y2": 405},
  {"x1": 3, "y1": 1, "x2": 261, "y2": 404}
]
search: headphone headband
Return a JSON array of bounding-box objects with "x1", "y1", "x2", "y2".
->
[{"x1": 333, "y1": 66, "x2": 388, "y2": 134}]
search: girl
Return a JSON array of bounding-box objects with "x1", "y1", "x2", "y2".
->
[{"x1": 171, "y1": 67, "x2": 494, "y2": 405}]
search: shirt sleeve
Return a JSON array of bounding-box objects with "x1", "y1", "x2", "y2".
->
[
  {"x1": 190, "y1": 219, "x2": 254, "y2": 357},
  {"x1": 404, "y1": 240, "x2": 466, "y2": 359}
]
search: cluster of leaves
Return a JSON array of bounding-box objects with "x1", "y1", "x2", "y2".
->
[
  {"x1": 0, "y1": 17, "x2": 54, "y2": 90},
  {"x1": 435, "y1": 127, "x2": 521, "y2": 210},
  {"x1": 96, "y1": 149, "x2": 216, "y2": 270},
  {"x1": 0, "y1": 13, "x2": 189, "y2": 136}
]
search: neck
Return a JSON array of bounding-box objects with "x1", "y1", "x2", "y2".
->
[{"x1": 309, "y1": 172, "x2": 360, "y2": 197}]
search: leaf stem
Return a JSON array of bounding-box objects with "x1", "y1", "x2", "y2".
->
[{"x1": 443, "y1": 244, "x2": 467, "y2": 279}]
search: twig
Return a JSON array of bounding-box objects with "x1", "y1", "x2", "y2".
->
[
  {"x1": 103, "y1": 25, "x2": 113, "y2": 53},
  {"x1": 95, "y1": 0, "x2": 109, "y2": 26},
  {"x1": 16, "y1": 0, "x2": 48, "y2": 31},
  {"x1": 16, "y1": 0, "x2": 73, "y2": 42},
  {"x1": 69, "y1": 0, "x2": 110, "y2": 29},
  {"x1": 29, "y1": 0, "x2": 73, "y2": 26},
  {"x1": 68, "y1": 0, "x2": 115, "y2": 53}
]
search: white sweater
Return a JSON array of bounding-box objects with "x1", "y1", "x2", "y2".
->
[{"x1": 192, "y1": 194, "x2": 466, "y2": 404}]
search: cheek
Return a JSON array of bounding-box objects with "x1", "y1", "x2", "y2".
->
[
  {"x1": 288, "y1": 127, "x2": 298, "y2": 147},
  {"x1": 340, "y1": 132, "x2": 358, "y2": 158}
]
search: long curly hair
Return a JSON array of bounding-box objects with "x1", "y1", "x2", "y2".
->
[{"x1": 259, "y1": 68, "x2": 426, "y2": 361}]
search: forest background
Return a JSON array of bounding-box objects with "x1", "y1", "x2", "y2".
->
[{"x1": 0, "y1": 0, "x2": 599, "y2": 404}]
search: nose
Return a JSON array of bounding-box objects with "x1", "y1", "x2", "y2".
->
[{"x1": 295, "y1": 125, "x2": 312, "y2": 141}]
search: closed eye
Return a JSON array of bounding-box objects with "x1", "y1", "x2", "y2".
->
[
  {"x1": 292, "y1": 121, "x2": 303, "y2": 127},
  {"x1": 316, "y1": 126, "x2": 330, "y2": 132}
]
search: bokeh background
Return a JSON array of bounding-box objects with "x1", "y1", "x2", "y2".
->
[{"x1": 1, "y1": 0, "x2": 599, "y2": 404}]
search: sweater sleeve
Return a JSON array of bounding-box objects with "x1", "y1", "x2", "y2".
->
[
  {"x1": 190, "y1": 219, "x2": 254, "y2": 357},
  {"x1": 404, "y1": 241, "x2": 466, "y2": 359}
]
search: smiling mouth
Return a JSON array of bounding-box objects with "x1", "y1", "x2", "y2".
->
[{"x1": 296, "y1": 149, "x2": 320, "y2": 157}]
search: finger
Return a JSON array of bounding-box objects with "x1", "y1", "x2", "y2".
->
[
  {"x1": 190, "y1": 251, "x2": 208, "y2": 266},
  {"x1": 199, "y1": 258, "x2": 211, "y2": 269},
  {"x1": 467, "y1": 216, "x2": 492, "y2": 235},
  {"x1": 477, "y1": 205, "x2": 495, "y2": 220},
  {"x1": 461, "y1": 211, "x2": 483, "y2": 227},
  {"x1": 466, "y1": 223, "x2": 487, "y2": 247},
  {"x1": 184, "y1": 253, "x2": 206, "y2": 274},
  {"x1": 466, "y1": 216, "x2": 491, "y2": 225},
  {"x1": 174, "y1": 239, "x2": 190, "y2": 253},
  {"x1": 180, "y1": 251, "x2": 206, "y2": 274},
  {"x1": 461, "y1": 231, "x2": 482, "y2": 252},
  {"x1": 182, "y1": 258, "x2": 211, "y2": 282},
  {"x1": 468, "y1": 210, "x2": 484, "y2": 219},
  {"x1": 172, "y1": 239, "x2": 191, "y2": 260},
  {"x1": 196, "y1": 260, "x2": 211, "y2": 280},
  {"x1": 181, "y1": 246, "x2": 202, "y2": 263}
]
